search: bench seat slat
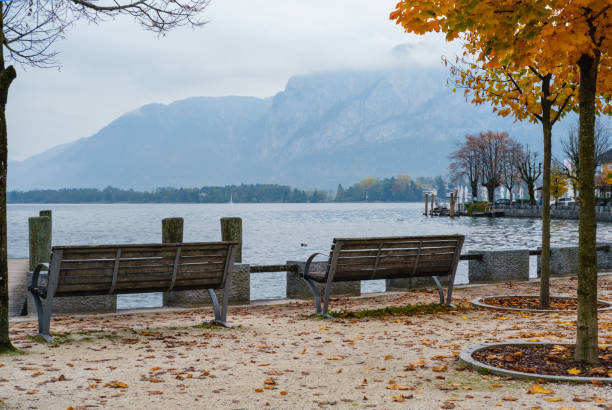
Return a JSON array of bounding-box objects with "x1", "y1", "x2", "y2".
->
[
  {"x1": 334, "y1": 235, "x2": 462, "y2": 243},
  {"x1": 57, "y1": 269, "x2": 226, "y2": 285},
  {"x1": 60, "y1": 244, "x2": 229, "y2": 261},
  {"x1": 59, "y1": 262, "x2": 224, "y2": 276},
  {"x1": 337, "y1": 240, "x2": 458, "y2": 251},
  {"x1": 337, "y1": 254, "x2": 455, "y2": 265},
  {"x1": 55, "y1": 279, "x2": 225, "y2": 296},
  {"x1": 337, "y1": 247, "x2": 457, "y2": 258}
]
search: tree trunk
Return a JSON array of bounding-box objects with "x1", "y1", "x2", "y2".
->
[
  {"x1": 528, "y1": 183, "x2": 536, "y2": 205},
  {"x1": 0, "y1": 2, "x2": 16, "y2": 351},
  {"x1": 471, "y1": 181, "x2": 478, "y2": 201},
  {"x1": 575, "y1": 52, "x2": 599, "y2": 364},
  {"x1": 486, "y1": 184, "x2": 495, "y2": 203},
  {"x1": 0, "y1": 66, "x2": 16, "y2": 353},
  {"x1": 539, "y1": 76, "x2": 552, "y2": 309}
]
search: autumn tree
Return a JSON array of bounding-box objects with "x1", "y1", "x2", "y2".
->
[
  {"x1": 449, "y1": 135, "x2": 480, "y2": 200},
  {"x1": 391, "y1": 0, "x2": 611, "y2": 363},
  {"x1": 442, "y1": 44, "x2": 576, "y2": 311},
  {"x1": 516, "y1": 145, "x2": 542, "y2": 206},
  {"x1": 550, "y1": 167, "x2": 569, "y2": 204},
  {"x1": 0, "y1": 0, "x2": 210, "y2": 353}
]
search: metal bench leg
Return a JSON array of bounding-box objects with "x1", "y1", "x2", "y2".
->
[
  {"x1": 29, "y1": 294, "x2": 53, "y2": 343},
  {"x1": 446, "y1": 272, "x2": 457, "y2": 308},
  {"x1": 322, "y1": 283, "x2": 333, "y2": 318},
  {"x1": 303, "y1": 277, "x2": 322, "y2": 315},
  {"x1": 431, "y1": 276, "x2": 445, "y2": 305},
  {"x1": 206, "y1": 289, "x2": 232, "y2": 328}
]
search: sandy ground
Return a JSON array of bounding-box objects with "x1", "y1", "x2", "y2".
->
[{"x1": 1, "y1": 276, "x2": 611, "y2": 409}]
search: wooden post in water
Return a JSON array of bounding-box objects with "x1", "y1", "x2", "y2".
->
[
  {"x1": 221, "y1": 217, "x2": 242, "y2": 263},
  {"x1": 29, "y1": 216, "x2": 51, "y2": 271},
  {"x1": 431, "y1": 194, "x2": 435, "y2": 216},
  {"x1": 424, "y1": 194, "x2": 429, "y2": 216},
  {"x1": 450, "y1": 193, "x2": 455, "y2": 218},
  {"x1": 162, "y1": 218, "x2": 184, "y2": 243},
  {"x1": 39, "y1": 210, "x2": 52, "y2": 245}
]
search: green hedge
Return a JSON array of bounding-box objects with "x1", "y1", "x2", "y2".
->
[{"x1": 464, "y1": 201, "x2": 489, "y2": 214}]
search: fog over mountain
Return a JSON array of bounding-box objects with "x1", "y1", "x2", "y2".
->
[{"x1": 9, "y1": 66, "x2": 553, "y2": 190}]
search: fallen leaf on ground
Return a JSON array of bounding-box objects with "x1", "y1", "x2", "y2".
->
[
  {"x1": 432, "y1": 365, "x2": 447, "y2": 372},
  {"x1": 527, "y1": 384, "x2": 553, "y2": 394}
]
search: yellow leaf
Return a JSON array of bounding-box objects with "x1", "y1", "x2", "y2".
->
[
  {"x1": 544, "y1": 397, "x2": 564, "y2": 402},
  {"x1": 300, "y1": 348, "x2": 306, "y2": 354},
  {"x1": 567, "y1": 368, "x2": 581, "y2": 375},
  {"x1": 26, "y1": 390, "x2": 38, "y2": 395},
  {"x1": 527, "y1": 384, "x2": 553, "y2": 394},
  {"x1": 384, "y1": 355, "x2": 392, "y2": 360},
  {"x1": 326, "y1": 356, "x2": 344, "y2": 360},
  {"x1": 116, "y1": 382, "x2": 128, "y2": 388},
  {"x1": 255, "y1": 388, "x2": 263, "y2": 393},
  {"x1": 280, "y1": 391, "x2": 288, "y2": 396}
]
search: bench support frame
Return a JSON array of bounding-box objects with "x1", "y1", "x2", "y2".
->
[
  {"x1": 302, "y1": 236, "x2": 464, "y2": 316},
  {"x1": 28, "y1": 244, "x2": 239, "y2": 341}
]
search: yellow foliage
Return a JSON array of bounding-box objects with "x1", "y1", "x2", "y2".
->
[
  {"x1": 360, "y1": 177, "x2": 378, "y2": 188},
  {"x1": 550, "y1": 169, "x2": 568, "y2": 200},
  {"x1": 390, "y1": 0, "x2": 611, "y2": 118}
]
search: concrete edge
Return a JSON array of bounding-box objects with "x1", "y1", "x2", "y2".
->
[
  {"x1": 471, "y1": 295, "x2": 612, "y2": 313},
  {"x1": 459, "y1": 342, "x2": 612, "y2": 384}
]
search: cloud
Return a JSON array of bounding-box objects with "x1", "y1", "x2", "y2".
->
[{"x1": 7, "y1": 0, "x2": 460, "y2": 160}]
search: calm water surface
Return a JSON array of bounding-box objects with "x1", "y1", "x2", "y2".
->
[{"x1": 9, "y1": 203, "x2": 612, "y2": 308}]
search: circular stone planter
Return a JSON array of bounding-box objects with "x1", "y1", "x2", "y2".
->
[
  {"x1": 471, "y1": 295, "x2": 612, "y2": 313},
  {"x1": 460, "y1": 342, "x2": 612, "y2": 384}
]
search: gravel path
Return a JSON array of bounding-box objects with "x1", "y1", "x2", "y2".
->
[{"x1": 1, "y1": 275, "x2": 611, "y2": 409}]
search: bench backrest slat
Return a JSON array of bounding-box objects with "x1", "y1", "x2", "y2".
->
[
  {"x1": 327, "y1": 235, "x2": 464, "y2": 282},
  {"x1": 50, "y1": 242, "x2": 237, "y2": 297}
]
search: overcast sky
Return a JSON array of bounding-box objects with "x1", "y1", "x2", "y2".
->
[{"x1": 7, "y1": 0, "x2": 459, "y2": 161}]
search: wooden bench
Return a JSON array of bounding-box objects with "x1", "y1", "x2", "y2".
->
[
  {"x1": 28, "y1": 241, "x2": 239, "y2": 341},
  {"x1": 302, "y1": 235, "x2": 465, "y2": 316}
]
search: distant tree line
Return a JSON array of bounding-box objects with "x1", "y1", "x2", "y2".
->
[
  {"x1": 8, "y1": 175, "x2": 439, "y2": 204},
  {"x1": 335, "y1": 175, "x2": 428, "y2": 202},
  {"x1": 7, "y1": 185, "x2": 328, "y2": 204}
]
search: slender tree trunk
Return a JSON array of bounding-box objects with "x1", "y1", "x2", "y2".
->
[
  {"x1": 0, "y1": 3, "x2": 17, "y2": 351},
  {"x1": 0, "y1": 71, "x2": 15, "y2": 352},
  {"x1": 539, "y1": 76, "x2": 552, "y2": 309},
  {"x1": 575, "y1": 52, "x2": 599, "y2": 364}
]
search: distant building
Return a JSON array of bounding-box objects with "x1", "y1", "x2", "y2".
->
[{"x1": 597, "y1": 149, "x2": 612, "y2": 198}]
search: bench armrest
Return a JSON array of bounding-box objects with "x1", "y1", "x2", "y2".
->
[
  {"x1": 28, "y1": 263, "x2": 49, "y2": 293},
  {"x1": 304, "y1": 252, "x2": 326, "y2": 278}
]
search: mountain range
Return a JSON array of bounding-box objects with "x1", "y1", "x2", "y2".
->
[{"x1": 9, "y1": 66, "x2": 553, "y2": 190}]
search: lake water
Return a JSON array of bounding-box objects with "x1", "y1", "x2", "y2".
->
[{"x1": 9, "y1": 202, "x2": 612, "y2": 309}]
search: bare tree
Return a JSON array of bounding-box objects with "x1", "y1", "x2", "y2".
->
[
  {"x1": 501, "y1": 139, "x2": 522, "y2": 202},
  {"x1": 476, "y1": 131, "x2": 510, "y2": 202},
  {"x1": 555, "y1": 119, "x2": 611, "y2": 197},
  {"x1": 517, "y1": 145, "x2": 542, "y2": 205},
  {"x1": 449, "y1": 135, "x2": 480, "y2": 201},
  {"x1": 0, "y1": 0, "x2": 210, "y2": 352}
]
